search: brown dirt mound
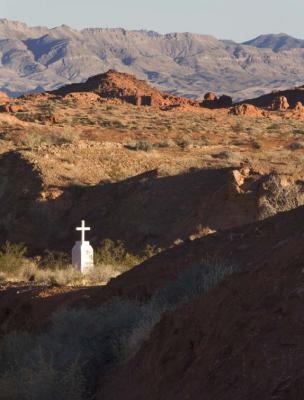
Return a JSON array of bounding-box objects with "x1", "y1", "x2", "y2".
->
[{"x1": 100, "y1": 205, "x2": 304, "y2": 400}]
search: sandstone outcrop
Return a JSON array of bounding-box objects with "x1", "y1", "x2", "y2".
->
[
  {"x1": 271, "y1": 95, "x2": 289, "y2": 111},
  {"x1": 239, "y1": 86, "x2": 304, "y2": 109},
  {"x1": 0, "y1": 91, "x2": 9, "y2": 103},
  {"x1": 294, "y1": 101, "x2": 304, "y2": 111},
  {"x1": 229, "y1": 103, "x2": 264, "y2": 116}
]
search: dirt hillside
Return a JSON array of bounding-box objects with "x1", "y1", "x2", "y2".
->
[{"x1": 100, "y1": 205, "x2": 304, "y2": 400}]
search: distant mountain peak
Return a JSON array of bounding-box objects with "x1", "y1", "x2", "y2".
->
[{"x1": 243, "y1": 33, "x2": 304, "y2": 52}]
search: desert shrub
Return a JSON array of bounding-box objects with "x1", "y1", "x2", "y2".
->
[
  {"x1": 251, "y1": 140, "x2": 262, "y2": 149},
  {"x1": 0, "y1": 240, "x2": 159, "y2": 285},
  {"x1": 98, "y1": 118, "x2": 126, "y2": 129},
  {"x1": 95, "y1": 239, "x2": 144, "y2": 272},
  {"x1": 258, "y1": 173, "x2": 304, "y2": 219},
  {"x1": 21, "y1": 129, "x2": 79, "y2": 148},
  {"x1": 267, "y1": 123, "x2": 282, "y2": 131},
  {"x1": 288, "y1": 141, "x2": 304, "y2": 150},
  {"x1": 153, "y1": 140, "x2": 170, "y2": 148},
  {"x1": 125, "y1": 140, "x2": 152, "y2": 152},
  {"x1": 34, "y1": 267, "x2": 83, "y2": 286},
  {"x1": 293, "y1": 128, "x2": 304, "y2": 135},
  {"x1": 212, "y1": 151, "x2": 242, "y2": 162},
  {"x1": 21, "y1": 131, "x2": 45, "y2": 147},
  {"x1": 143, "y1": 244, "x2": 162, "y2": 259},
  {"x1": 231, "y1": 122, "x2": 244, "y2": 134},
  {"x1": 0, "y1": 259, "x2": 238, "y2": 399},
  {"x1": 152, "y1": 259, "x2": 238, "y2": 310},
  {"x1": 0, "y1": 300, "x2": 151, "y2": 399},
  {"x1": 1, "y1": 264, "x2": 118, "y2": 287},
  {"x1": 175, "y1": 136, "x2": 190, "y2": 149},
  {"x1": 0, "y1": 357, "x2": 84, "y2": 400},
  {"x1": 40, "y1": 250, "x2": 70, "y2": 270},
  {"x1": 0, "y1": 242, "x2": 28, "y2": 274}
]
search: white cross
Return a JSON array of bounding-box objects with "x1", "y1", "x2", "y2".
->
[{"x1": 76, "y1": 220, "x2": 91, "y2": 244}]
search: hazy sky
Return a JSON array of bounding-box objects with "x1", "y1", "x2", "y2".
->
[{"x1": 1, "y1": 0, "x2": 304, "y2": 42}]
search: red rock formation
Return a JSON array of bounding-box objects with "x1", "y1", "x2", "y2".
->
[
  {"x1": 52, "y1": 69, "x2": 201, "y2": 109},
  {"x1": 294, "y1": 101, "x2": 304, "y2": 111},
  {"x1": 271, "y1": 95, "x2": 289, "y2": 111},
  {"x1": 229, "y1": 104, "x2": 265, "y2": 116},
  {"x1": 239, "y1": 86, "x2": 304, "y2": 109},
  {"x1": 0, "y1": 91, "x2": 9, "y2": 103},
  {"x1": 52, "y1": 70, "x2": 167, "y2": 107}
]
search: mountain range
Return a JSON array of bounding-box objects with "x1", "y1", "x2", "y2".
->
[{"x1": 1, "y1": 18, "x2": 304, "y2": 99}]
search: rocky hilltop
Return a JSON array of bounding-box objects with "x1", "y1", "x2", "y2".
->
[
  {"x1": 52, "y1": 69, "x2": 199, "y2": 108},
  {"x1": 2, "y1": 18, "x2": 304, "y2": 99}
]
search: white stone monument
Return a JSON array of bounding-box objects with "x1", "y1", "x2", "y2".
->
[{"x1": 72, "y1": 220, "x2": 94, "y2": 274}]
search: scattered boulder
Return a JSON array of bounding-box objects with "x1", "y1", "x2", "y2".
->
[
  {"x1": 218, "y1": 95, "x2": 233, "y2": 107},
  {"x1": 294, "y1": 101, "x2": 304, "y2": 111},
  {"x1": 270, "y1": 96, "x2": 289, "y2": 111},
  {"x1": 204, "y1": 92, "x2": 217, "y2": 101},
  {"x1": 201, "y1": 93, "x2": 233, "y2": 109},
  {"x1": 0, "y1": 104, "x2": 24, "y2": 113},
  {"x1": 0, "y1": 104, "x2": 10, "y2": 113},
  {"x1": 9, "y1": 105, "x2": 24, "y2": 113}
]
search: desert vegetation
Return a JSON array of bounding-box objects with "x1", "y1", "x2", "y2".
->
[
  {"x1": 0, "y1": 260, "x2": 238, "y2": 400},
  {"x1": 0, "y1": 240, "x2": 159, "y2": 286}
]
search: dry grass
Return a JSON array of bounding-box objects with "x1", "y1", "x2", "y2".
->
[
  {"x1": 0, "y1": 240, "x2": 160, "y2": 287},
  {"x1": 0, "y1": 263, "x2": 120, "y2": 287}
]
